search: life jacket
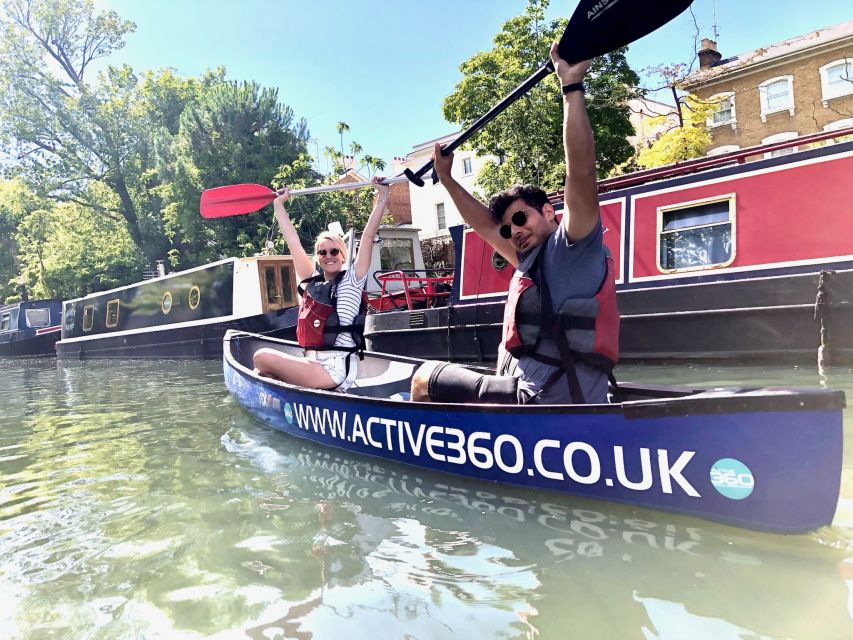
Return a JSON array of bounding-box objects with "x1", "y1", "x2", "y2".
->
[
  {"x1": 296, "y1": 271, "x2": 367, "y2": 354},
  {"x1": 500, "y1": 244, "x2": 620, "y2": 403}
]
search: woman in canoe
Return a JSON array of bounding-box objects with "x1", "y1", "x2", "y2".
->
[{"x1": 253, "y1": 177, "x2": 390, "y2": 390}]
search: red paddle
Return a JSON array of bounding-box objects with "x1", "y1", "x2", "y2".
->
[{"x1": 199, "y1": 176, "x2": 410, "y2": 219}]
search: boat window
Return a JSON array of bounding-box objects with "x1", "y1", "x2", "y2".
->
[
  {"x1": 162, "y1": 292, "x2": 173, "y2": 314},
  {"x1": 658, "y1": 196, "x2": 734, "y2": 272},
  {"x1": 279, "y1": 266, "x2": 293, "y2": 303},
  {"x1": 83, "y1": 305, "x2": 94, "y2": 332},
  {"x1": 64, "y1": 305, "x2": 75, "y2": 330},
  {"x1": 188, "y1": 285, "x2": 201, "y2": 310},
  {"x1": 380, "y1": 239, "x2": 416, "y2": 271},
  {"x1": 105, "y1": 299, "x2": 120, "y2": 328},
  {"x1": 25, "y1": 308, "x2": 51, "y2": 328},
  {"x1": 0, "y1": 312, "x2": 10, "y2": 332},
  {"x1": 263, "y1": 266, "x2": 278, "y2": 305}
]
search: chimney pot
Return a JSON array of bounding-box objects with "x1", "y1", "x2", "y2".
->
[{"x1": 698, "y1": 38, "x2": 722, "y2": 69}]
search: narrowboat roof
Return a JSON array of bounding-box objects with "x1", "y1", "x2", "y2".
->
[
  {"x1": 63, "y1": 255, "x2": 294, "y2": 304},
  {"x1": 0, "y1": 298, "x2": 62, "y2": 313}
]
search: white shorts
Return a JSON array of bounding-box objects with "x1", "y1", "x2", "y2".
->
[{"x1": 304, "y1": 350, "x2": 359, "y2": 391}]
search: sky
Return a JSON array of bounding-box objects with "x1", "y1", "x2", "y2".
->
[{"x1": 90, "y1": 0, "x2": 853, "y2": 172}]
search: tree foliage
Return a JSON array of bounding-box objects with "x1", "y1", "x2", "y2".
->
[
  {"x1": 636, "y1": 94, "x2": 715, "y2": 168},
  {"x1": 442, "y1": 0, "x2": 640, "y2": 196}
]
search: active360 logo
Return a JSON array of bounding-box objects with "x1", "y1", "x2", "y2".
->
[
  {"x1": 710, "y1": 458, "x2": 755, "y2": 500},
  {"x1": 587, "y1": 0, "x2": 621, "y2": 22}
]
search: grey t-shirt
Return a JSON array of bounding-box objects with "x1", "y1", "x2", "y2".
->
[{"x1": 507, "y1": 220, "x2": 610, "y2": 404}]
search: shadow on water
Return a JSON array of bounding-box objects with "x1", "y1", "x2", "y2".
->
[{"x1": 0, "y1": 359, "x2": 852, "y2": 638}]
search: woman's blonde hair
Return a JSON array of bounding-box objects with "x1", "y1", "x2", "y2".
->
[{"x1": 313, "y1": 231, "x2": 347, "y2": 261}]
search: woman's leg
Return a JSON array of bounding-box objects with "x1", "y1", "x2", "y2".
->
[{"x1": 253, "y1": 348, "x2": 337, "y2": 389}]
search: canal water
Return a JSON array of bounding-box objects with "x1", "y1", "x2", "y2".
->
[{"x1": 1, "y1": 359, "x2": 852, "y2": 639}]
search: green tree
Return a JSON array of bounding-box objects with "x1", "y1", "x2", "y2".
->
[
  {"x1": 0, "y1": 0, "x2": 168, "y2": 260},
  {"x1": 0, "y1": 179, "x2": 44, "y2": 301},
  {"x1": 442, "y1": 0, "x2": 640, "y2": 195},
  {"x1": 155, "y1": 78, "x2": 314, "y2": 265},
  {"x1": 636, "y1": 94, "x2": 715, "y2": 168},
  {"x1": 14, "y1": 193, "x2": 142, "y2": 298}
]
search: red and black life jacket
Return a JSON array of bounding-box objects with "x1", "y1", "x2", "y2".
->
[
  {"x1": 296, "y1": 271, "x2": 368, "y2": 354},
  {"x1": 500, "y1": 245, "x2": 620, "y2": 403}
]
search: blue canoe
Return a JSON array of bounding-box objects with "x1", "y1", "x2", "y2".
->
[{"x1": 223, "y1": 330, "x2": 845, "y2": 533}]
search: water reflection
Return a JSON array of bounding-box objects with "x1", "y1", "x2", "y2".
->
[
  {"x1": 1, "y1": 360, "x2": 852, "y2": 638},
  {"x1": 224, "y1": 421, "x2": 853, "y2": 639}
]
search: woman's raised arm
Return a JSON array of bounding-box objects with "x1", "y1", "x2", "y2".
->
[
  {"x1": 353, "y1": 177, "x2": 390, "y2": 281},
  {"x1": 273, "y1": 188, "x2": 315, "y2": 282}
]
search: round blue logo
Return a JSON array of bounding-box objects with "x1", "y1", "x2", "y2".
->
[
  {"x1": 284, "y1": 403, "x2": 293, "y2": 424},
  {"x1": 710, "y1": 458, "x2": 754, "y2": 500}
]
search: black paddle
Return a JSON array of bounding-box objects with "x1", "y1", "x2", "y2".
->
[{"x1": 404, "y1": 0, "x2": 694, "y2": 187}]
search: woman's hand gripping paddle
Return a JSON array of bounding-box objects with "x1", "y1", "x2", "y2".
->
[{"x1": 403, "y1": 0, "x2": 695, "y2": 187}]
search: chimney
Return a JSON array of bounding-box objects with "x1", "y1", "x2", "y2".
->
[{"x1": 698, "y1": 38, "x2": 722, "y2": 69}]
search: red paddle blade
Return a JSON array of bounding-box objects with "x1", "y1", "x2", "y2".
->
[
  {"x1": 559, "y1": 0, "x2": 694, "y2": 63},
  {"x1": 199, "y1": 183, "x2": 276, "y2": 218}
]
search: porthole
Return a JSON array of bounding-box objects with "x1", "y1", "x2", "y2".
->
[
  {"x1": 188, "y1": 285, "x2": 201, "y2": 310},
  {"x1": 491, "y1": 250, "x2": 509, "y2": 271},
  {"x1": 162, "y1": 291, "x2": 173, "y2": 314}
]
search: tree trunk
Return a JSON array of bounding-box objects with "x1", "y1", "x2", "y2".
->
[{"x1": 112, "y1": 174, "x2": 148, "y2": 260}]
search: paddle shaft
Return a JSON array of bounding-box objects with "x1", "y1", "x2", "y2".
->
[
  {"x1": 404, "y1": 62, "x2": 552, "y2": 186},
  {"x1": 289, "y1": 175, "x2": 409, "y2": 196}
]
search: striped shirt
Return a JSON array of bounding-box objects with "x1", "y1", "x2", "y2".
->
[{"x1": 307, "y1": 268, "x2": 367, "y2": 349}]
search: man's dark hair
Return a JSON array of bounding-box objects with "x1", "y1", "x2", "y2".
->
[{"x1": 489, "y1": 185, "x2": 550, "y2": 224}]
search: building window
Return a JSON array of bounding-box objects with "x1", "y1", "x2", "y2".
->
[
  {"x1": 380, "y1": 238, "x2": 416, "y2": 271},
  {"x1": 819, "y1": 59, "x2": 853, "y2": 106},
  {"x1": 758, "y1": 76, "x2": 794, "y2": 121},
  {"x1": 707, "y1": 92, "x2": 736, "y2": 128},
  {"x1": 462, "y1": 157, "x2": 473, "y2": 175},
  {"x1": 436, "y1": 202, "x2": 446, "y2": 230},
  {"x1": 762, "y1": 131, "x2": 798, "y2": 158},
  {"x1": 824, "y1": 119, "x2": 853, "y2": 143},
  {"x1": 658, "y1": 196, "x2": 734, "y2": 272},
  {"x1": 25, "y1": 308, "x2": 50, "y2": 328},
  {"x1": 707, "y1": 144, "x2": 740, "y2": 157}
]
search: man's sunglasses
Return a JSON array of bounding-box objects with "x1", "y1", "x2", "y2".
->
[
  {"x1": 317, "y1": 248, "x2": 341, "y2": 257},
  {"x1": 499, "y1": 210, "x2": 528, "y2": 239}
]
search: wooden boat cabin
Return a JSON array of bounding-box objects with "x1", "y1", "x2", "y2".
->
[
  {"x1": 0, "y1": 298, "x2": 63, "y2": 358},
  {"x1": 56, "y1": 256, "x2": 298, "y2": 360},
  {"x1": 365, "y1": 128, "x2": 853, "y2": 365}
]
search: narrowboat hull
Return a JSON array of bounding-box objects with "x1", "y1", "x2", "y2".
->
[
  {"x1": 364, "y1": 267, "x2": 853, "y2": 364},
  {"x1": 0, "y1": 327, "x2": 61, "y2": 358},
  {"x1": 223, "y1": 330, "x2": 844, "y2": 533},
  {"x1": 0, "y1": 299, "x2": 63, "y2": 358}
]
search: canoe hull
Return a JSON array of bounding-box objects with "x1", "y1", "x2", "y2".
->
[{"x1": 224, "y1": 332, "x2": 844, "y2": 533}]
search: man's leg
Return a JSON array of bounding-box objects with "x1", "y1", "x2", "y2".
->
[{"x1": 411, "y1": 361, "x2": 525, "y2": 404}]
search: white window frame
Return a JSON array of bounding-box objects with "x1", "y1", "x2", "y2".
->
[
  {"x1": 706, "y1": 92, "x2": 736, "y2": 129},
  {"x1": 818, "y1": 59, "x2": 853, "y2": 106},
  {"x1": 436, "y1": 202, "x2": 446, "y2": 230},
  {"x1": 758, "y1": 75, "x2": 794, "y2": 121},
  {"x1": 25, "y1": 308, "x2": 51, "y2": 328},
  {"x1": 707, "y1": 144, "x2": 740, "y2": 157},
  {"x1": 462, "y1": 157, "x2": 473, "y2": 176},
  {"x1": 656, "y1": 194, "x2": 736, "y2": 274},
  {"x1": 824, "y1": 118, "x2": 853, "y2": 132},
  {"x1": 761, "y1": 131, "x2": 798, "y2": 158}
]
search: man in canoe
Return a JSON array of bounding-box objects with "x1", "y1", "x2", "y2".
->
[{"x1": 411, "y1": 45, "x2": 619, "y2": 405}]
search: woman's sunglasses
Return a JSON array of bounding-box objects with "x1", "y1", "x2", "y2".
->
[
  {"x1": 499, "y1": 210, "x2": 528, "y2": 239},
  {"x1": 317, "y1": 248, "x2": 341, "y2": 257}
]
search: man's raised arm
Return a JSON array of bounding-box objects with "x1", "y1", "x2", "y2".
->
[
  {"x1": 431, "y1": 143, "x2": 519, "y2": 266},
  {"x1": 549, "y1": 45, "x2": 600, "y2": 243}
]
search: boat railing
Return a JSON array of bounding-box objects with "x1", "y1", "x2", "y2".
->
[
  {"x1": 547, "y1": 125, "x2": 853, "y2": 202},
  {"x1": 370, "y1": 269, "x2": 454, "y2": 312}
]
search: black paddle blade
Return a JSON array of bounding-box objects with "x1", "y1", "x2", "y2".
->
[{"x1": 558, "y1": 0, "x2": 694, "y2": 63}]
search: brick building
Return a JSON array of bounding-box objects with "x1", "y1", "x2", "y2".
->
[{"x1": 681, "y1": 20, "x2": 853, "y2": 156}]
